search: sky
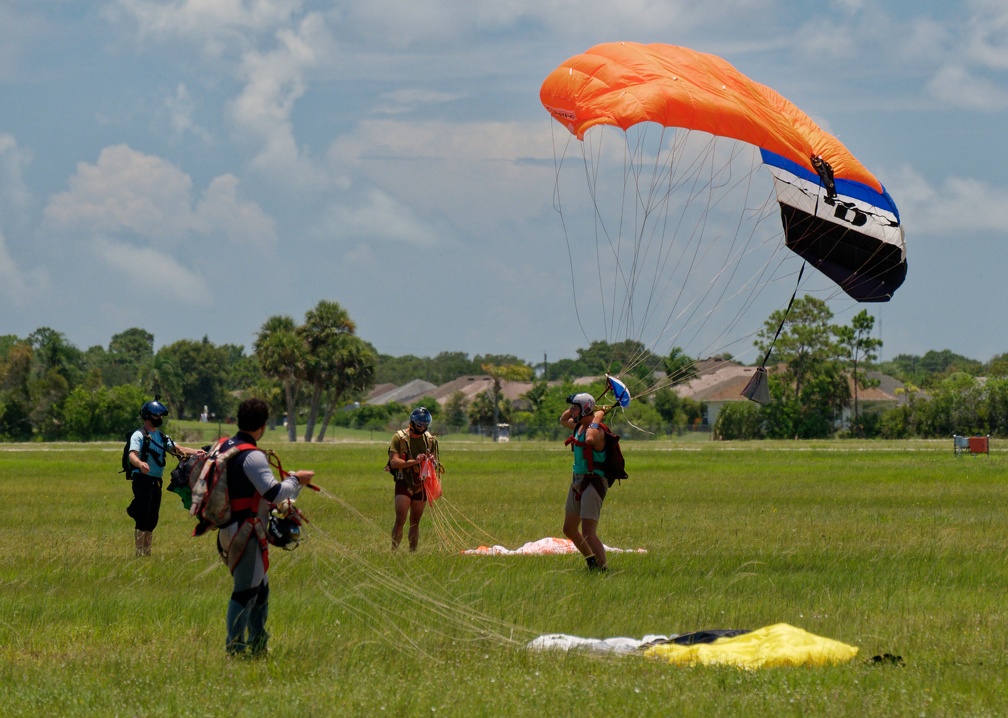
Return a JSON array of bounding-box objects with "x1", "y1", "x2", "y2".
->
[{"x1": 1, "y1": 0, "x2": 1006, "y2": 367}]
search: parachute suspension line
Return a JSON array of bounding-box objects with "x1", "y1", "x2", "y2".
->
[
  {"x1": 300, "y1": 490, "x2": 534, "y2": 654},
  {"x1": 551, "y1": 121, "x2": 593, "y2": 347},
  {"x1": 740, "y1": 262, "x2": 807, "y2": 404},
  {"x1": 760, "y1": 261, "x2": 806, "y2": 369},
  {"x1": 680, "y1": 154, "x2": 795, "y2": 362}
]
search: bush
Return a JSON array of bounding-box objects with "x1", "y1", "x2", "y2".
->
[
  {"x1": 714, "y1": 402, "x2": 764, "y2": 440},
  {"x1": 62, "y1": 384, "x2": 147, "y2": 440}
]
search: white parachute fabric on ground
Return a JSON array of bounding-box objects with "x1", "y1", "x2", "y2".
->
[
  {"x1": 528, "y1": 633, "x2": 673, "y2": 654},
  {"x1": 461, "y1": 537, "x2": 647, "y2": 555}
]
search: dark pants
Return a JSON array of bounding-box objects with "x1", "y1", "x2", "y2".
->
[{"x1": 127, "y1": 474, "x2": 163, "y2": 532}]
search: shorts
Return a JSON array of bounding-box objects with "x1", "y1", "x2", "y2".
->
[
  {"x1": 565, "y1": 473, "x2": 604, "y2": 522},
  {"x1": 395, "y1": 480, "x2": 427, "y2": 502}
]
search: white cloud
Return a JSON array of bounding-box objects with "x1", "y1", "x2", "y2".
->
[
  {"x1": 329, "y1": 119, "x2": 552, "y2": 164},
  {"x1": 111, "y1": 0, "x2": 301, "y2": 48},
  {"x1": 0, "y1": 229, "x2": 48, "y2": 305},
  {"x1": 42, "y1": 144, "x2": 276, "y2": 249},
  {"x1": 319, "y1": 186, "x2": 444, "y2": 249},
  {"x1": 892, "y1": 165, "x2": 1008, "y2": 236},
  {"x1": 375, "y1": 89, "x2": 465, "y2": 116},
  {"x1": 92, "y1": 236, "x2": 211, "y2": 305},
  {"x1": 228, "y1": 12, "x2": 333, "y2": 184},
  {"x1": 926, "y1": 64, "x2": 1008, "y2": 110},
  {"x1": 0, "y1": 133, "x2": 33, "y2": 219},
  {"x1": 163, "y1": 83, "x2": 213, "y2": 142},
  {"x1": 194, "y1": 174, "x2": 277, "y2": 251},
  {"x1": 966, "y1": 0, "x2": 1008, "y2": 70}
]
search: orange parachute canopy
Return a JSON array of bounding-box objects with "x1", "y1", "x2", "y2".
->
[
  {"x1": 540, "y1": 42, "x2": 879, "y2": 192},
  {"x1": 540, "y1": 42, "x2": 906, "y2": 303}
]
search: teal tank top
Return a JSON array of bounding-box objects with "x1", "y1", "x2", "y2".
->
[{"x1": 572, "y1": 426, "x2": 605, "y2": 476}]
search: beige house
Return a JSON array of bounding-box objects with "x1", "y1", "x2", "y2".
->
[{"x1": 675, "y1": 359, "x2": 903, "y2": 429}]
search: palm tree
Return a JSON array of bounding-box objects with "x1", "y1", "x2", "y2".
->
[{"x1": 255, "y1": 315, "x2": 305, "y2": 442}]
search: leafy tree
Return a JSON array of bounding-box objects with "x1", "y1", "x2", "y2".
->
[
  {"x1": 835, "y1": 309, "x2": 882, "y2": 435},
  {"x1": 104, "y1": 328, "x2": 154, "y2": 386},
  {"x1": 481, "y1": 362, "x2": 534, "y2": 440},
  {"x1": 29, "y1": 327, "x2": 84, "y2": 390},
  {"x1": 314, "y1": 335, "x2": 377, "y2": 442},
  {"x1": 155, "y1": 338, "x2": 231, "y2": 420},
  {"x1": 441, "y1": 391, "x2": 469, "y2": 432},
  {"x1": 713, "y1": 401, "x2": 764, "y2": 440},
  {"x1": 755, "y1": 296, "x2": 836, "y2": 401},
  {"x1": 468, "y1": 389, "x2": 511, "y2": 435},
  {"x1": 663, "y1": 347, "x2": 697, "y2": 385},
  {"x1": 63, "y1": 384, "x2": 147, "y2": 440}
]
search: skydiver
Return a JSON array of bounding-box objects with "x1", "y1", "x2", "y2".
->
[
  {"x1": 125, "y1": 398, "x2": 204, "y2": 557},
  {"x1": 387, "y1": 406, "x2": 440, "y2": 551},
  {"x1": 560, "y1": 393, "x2": 610, "y2": 572}
]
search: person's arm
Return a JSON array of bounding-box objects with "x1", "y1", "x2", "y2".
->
[
  {"x1": 128, "y1": 432, "x2": 149, "y2": 474},
  {"x1": 128, "y1": 450, "x2": 149, "y2": 474},
  {"x1": 244, "y1": 451, "x2": 312, "y2": 505},
  {"x1": 388, "y1": 450, "x2": 420, "y2": 472},
  {"x1": 559, "y1": 407, "x2": 577, "y2": 430},
  {"x1": 171, "y1": 442, "x2": 205, "y2": 459},
  {"x1": 584, "y1": 409, "x2": 608, "y2": 451}
]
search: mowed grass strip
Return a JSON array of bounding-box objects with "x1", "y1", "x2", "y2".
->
[{"x1": 0, "y1": 439, "x2": 1006, "y2": 717}]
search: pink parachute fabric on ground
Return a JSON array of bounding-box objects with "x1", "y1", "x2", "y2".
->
[
  {"x1": 462, "y1": 537, "x2": 646, "y2": 555},
  {"x1": 420, "y1": 457, "x2": 442, "y2": 503}
]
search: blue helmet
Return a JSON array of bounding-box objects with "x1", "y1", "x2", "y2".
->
[
  {"x1": 140, "y1": 399, "x2": 169, "y2": 422},
  {"x1": 409, "y1": 406, "x2": 432, "y2": 432}
]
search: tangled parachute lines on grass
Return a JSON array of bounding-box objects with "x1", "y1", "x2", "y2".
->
[
  {"x1": 297, "y1": 485, "x2": 534, "y2": 656},
  {"x1": 540, "y1": 42, "x2": 907, "y2": 400}
]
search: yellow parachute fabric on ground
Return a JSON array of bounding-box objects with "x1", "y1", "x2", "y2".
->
[{"x1": 644, "y1": 623, "x2": 858, "y2": 668}]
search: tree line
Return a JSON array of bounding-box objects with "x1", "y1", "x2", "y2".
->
[{"x1": 2, "y1": 296, "x2": 1006, "y2": 443}]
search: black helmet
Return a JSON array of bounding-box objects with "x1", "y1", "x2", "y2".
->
[
  {"x1": 409, "y1": 406, "x2": 432, "y2": 433},
  {"x1": 140, "y1": 399, "x2": 169, "y2": 422},
  {"x1": 267, "y1": 516, "x2": 302, "y2": 550}
]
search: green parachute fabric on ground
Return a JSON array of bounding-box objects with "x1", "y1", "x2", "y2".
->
[{"x1": 644, "y1": 623, "x2": 858, "y2": 668}]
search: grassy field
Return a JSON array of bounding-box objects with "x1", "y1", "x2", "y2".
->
[{"x1": 1, "y1": 435, "x2": 1006, "y2": 717}]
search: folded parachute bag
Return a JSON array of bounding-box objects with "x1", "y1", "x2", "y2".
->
[{"x1": 644, "y1": 623, "x2": 858, "y2": 668}]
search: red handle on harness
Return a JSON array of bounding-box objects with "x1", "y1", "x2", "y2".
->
[{"x1": 267, "y1": 449, "x2": 321, "y2": 491}]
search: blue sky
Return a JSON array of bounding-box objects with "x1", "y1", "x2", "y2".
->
[{"x1": 1, "y1": 1, "x2": 1006, "y2": 366}]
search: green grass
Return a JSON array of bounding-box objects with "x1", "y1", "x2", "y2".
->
[{"x1": 1, "y1": 438, "x2": 1006, "y2": 716}]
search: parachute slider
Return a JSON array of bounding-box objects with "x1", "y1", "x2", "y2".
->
[{"x1": 740, "y1": 366, "x2": 771, "y2": 405}]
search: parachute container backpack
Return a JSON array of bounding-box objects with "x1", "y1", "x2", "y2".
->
[
  {"x1": 187, "y1": 438, "x2": 261, "y2": 536},
  {"x1": 540, "y1": 43, "x2": 907, "y2": 407}
]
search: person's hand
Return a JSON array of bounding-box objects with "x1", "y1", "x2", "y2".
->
[
  {"x1": 293, "y1": 470, "x2": 315, "y2": 486},
  {"x1": 139, "y1": 461, "x2": 150, "y2": 474},
  {"x1": 415, "y1": 453, "x2": 428, "y2": 463}
]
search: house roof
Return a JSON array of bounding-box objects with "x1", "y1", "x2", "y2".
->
[
  {"x1": 425, "y1": 375, "x2": 541, "y2": 404},
  {"x1": 367, "y1": 378, "x2": 438, "y2": 405},
  {"x1": 674, "y1": 361, "x2": 761, "y2": 402}
]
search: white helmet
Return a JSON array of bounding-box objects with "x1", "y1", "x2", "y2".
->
[{"x1": 569, "y1": 392, "x2": 596, "y2": 419}]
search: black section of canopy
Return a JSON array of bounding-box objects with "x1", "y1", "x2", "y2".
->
[{"x1": 779, "y1": 204, "x2": 907, "y2": 302}]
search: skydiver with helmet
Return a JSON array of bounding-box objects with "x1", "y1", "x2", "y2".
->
[
  {"x1": 125, "y1": 398, "x2": 204, "y2": 557},
  {"x1": 560, "y1": 393, "x2": 610, "y2": 572},
  {"x1": 387, "y1": 406, "x2": 441, "y2": 551}
]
